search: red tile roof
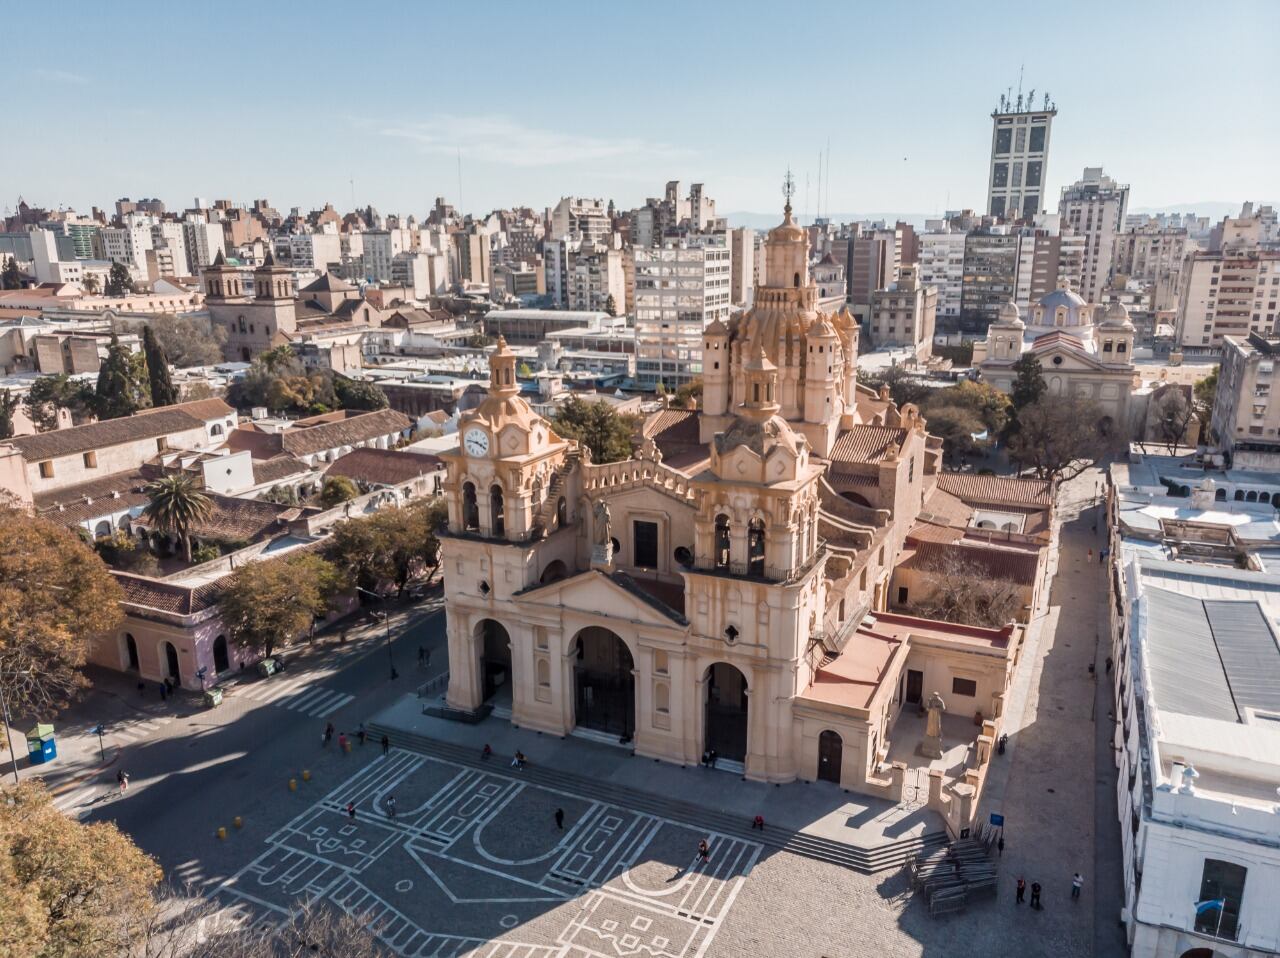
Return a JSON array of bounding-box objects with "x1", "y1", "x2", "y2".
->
[
  {"x1": 325, "y1": 448, "x2": 442, "y2": 486},
  {"x1": 898, "y1": 538, "x2": 1041, "y2": 586},
  {"x1": 937, "y1": 473, "x2": 1054, "y2": 508},
  {"x1": 828, "y1": 425, "x2": 908, "y2": 464}
]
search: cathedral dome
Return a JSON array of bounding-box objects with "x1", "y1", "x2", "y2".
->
[
  {"x1": 1032, "y1": 281, "x2": 1093, "y2": 330},
  {"x1": 996, "y1": 299, "x2": 1024, "y2": 328},
  {"x1": 768, "y1": 208, "x2": 806, "y2": 246}
]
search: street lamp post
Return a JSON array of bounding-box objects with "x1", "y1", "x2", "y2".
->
[
  {"x1": 357, "y1": 587, "x2": 397, "y2": 681},
  {"x1": 0, "y1": 681, "x2": 19, "y2": 786}
]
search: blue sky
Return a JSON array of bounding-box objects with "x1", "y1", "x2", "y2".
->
[{"x1": 6, "y1": 0, "x2": 1277, "y2": 221}]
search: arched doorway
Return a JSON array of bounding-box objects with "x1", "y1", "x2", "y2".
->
[
  {"x1": 818, "y1": 729, "x2": 843, "y2": 783},
  {"x1": 124, "y1": 634, "x2": 139, "y2": 672},
  {"x1": 572, "y1": 627, "x2": 635, "y2": 742},
  {"x1": 704, "y1": 663, "x2": 748, "y2": 763},
  {"x1": 747, "y1": 519, "x2": 766, "y2": 577},
  {"x1": 476, "y1": 619, "x2": 511, "y2": 702},
  {"x1": 163, "y1": 642, "x2": 180, "y2": 684},
  {"x1": 462, "y1": 482, "x2": 479, "y2": 531},
  {"x1": 213, "y1": 635, "x2": 230, "y2": 673},
  {"x1": 539, "y1": 559, "x2": 568, "y2": 585},
  {"x1": 490, "y1": 485, "x2": 505, "y2": 537}
]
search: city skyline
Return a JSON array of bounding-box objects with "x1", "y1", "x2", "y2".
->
[{"x1": 6, "y1": 0, "x2": 1277, "y2": 220}]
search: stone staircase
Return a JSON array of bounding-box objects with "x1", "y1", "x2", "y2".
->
[{"x1": 366, "y1": 723, "x2": 947, "y2": 875}]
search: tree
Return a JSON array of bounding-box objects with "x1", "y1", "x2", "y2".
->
[
  {"x1": 550, "y1": 395, "x2": 640, "y2": 463},
  {"x1": 0, "y1": 389, "x2": 17, "y2": 440},
  {"x1": 219, "y1": 553, "x2": 345, "y2": 659},
  {"x1": 1193, "y1": 367, "x2": 1219, "y2": 441},
  {"x1": 1150, "y1": 386, "x2": 1196, "y2": 454},
  {"x1": 320, "y1": 475, "x2": 359, "y2": 508},
  {"x1": 1009, "y1": 354, "x2": 1047, "y2": 410},
  {"x1": 1, "y1": 256, "x2": 22, "y2": 291},
  {"x1": 103, "y1": 262, "x2": 134, "y2": 297},
  {"x1": 94, "y1": 334, "x2": 151, "y2": 420},
  {"x1": 24, "y1": 374, "x2": 97, "y2": 431},
  {"x1": 907, "y1": 552, "x2": 1024, "y2": 628},
  {"x1": 262, "y1": 484, "x2": 299, "y2": 506},
  {"x1": 517, "y1": 362, "x2": 533, "y2": 378},
  {"x1": 671, "y1": 380, "x2": 703, "y2": 410},
  {"x1": 333, "y1": 375, "x2": 389, "y2": 411},
  {"x1": 324, "y1": 498, "x2": 448, "y2": 596},
  {"x1": 142, "y1": 474, "x2": 213, "y2": 563},
  {"x1": 81, "y1": 272, "x2": 100, "y2": 295},
  {"x1": 141, "y1": 325, "x2": 179, "y2": 407},
  {"x1": 603, "y1": 293, "x2": 618, "y2": 317},
  {"x1": 1006, "y1": 395, "x2": 1105, "y2": 480},
  {"x1": 137, "y1": 314, "x2": 226, "y2": 368},
  {"x1": 920, "y1": 404, "x2": 986, "y2": 458},
  {"x1": 467, "y1": 333, "x2": 494, "y2": 349},
  {"x1": 0, "y1": 780, "x2": 162, "y2": 958},
  {"x1": 259, "y1": 344, "x2": 295, "y2": 375},
  {"x1": 0, "y1": 510, "x2": 124, "y2": 718},
  {"x1": 860, "y1": 364, "x2": 930, "y2": 409}
]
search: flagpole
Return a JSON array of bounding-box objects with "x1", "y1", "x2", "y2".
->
[{"x1": 1215, "y1": 900, "x2": 1223, "y2": 940}]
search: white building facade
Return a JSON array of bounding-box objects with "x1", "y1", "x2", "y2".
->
[{"x1": 633, "y1": 237, "x2": 731, "y2": 388}]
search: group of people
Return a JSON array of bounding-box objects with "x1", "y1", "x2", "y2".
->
[
  {"x1": 1015, "y1": 873, "x2": 1084, "y2": 909},
  {"x1": 323, "y1": 722, "x2": 390, "y2": 755}
]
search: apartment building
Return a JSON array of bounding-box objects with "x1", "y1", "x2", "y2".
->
[
  {"x1": 867, "y1": 266, "x2": 937, "y2": 359},
  {"x1": 960, "y1": 228, "x2": 1020, "y2": 332},
  {"x1": 452, "y1": 225, "x2": 491, "y2": 288},
  {"x1": 1015, "y1": 228, "x2": 1086, "y2": 309},
  {"x1": 1175, "y1": 251, "x2": 1280, "y2": 348},
  {"x1": 1060, "y1": 167, "x2": 1130, "y2": 303},
  {"x1": 848, "y1": 225, "x2": 900, "y2": 307},
  {"x1": 550, "y1": 197, "x2": 610, "y2": 243},
  {"x1": 728, "y1": 226, "x2": 754, "y2": 306},
  {"x1": 182, "y1": 219, "x2": 225, "y2": 272},
  {"x1": 633, "y1": 236, "x2": 731, "y2": 387},
  {"x1": 565, "y1": 241, "x2": 624, "y2": 314},
  {"x1": 1114, "y1": 224, "x2": 1190, "y2": 285},
  {"x1": 1211, "y1": 334, "x2": 1280, "y2": 467},
  {"x1": 919, "y1": 227, "x2": 966, "y2": 322}
]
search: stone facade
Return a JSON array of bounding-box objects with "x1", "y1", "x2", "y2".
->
[{"x1": 439, "y1": 204, "x2": 1027, "y2": 806}]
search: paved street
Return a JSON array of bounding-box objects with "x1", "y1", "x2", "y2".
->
[{"x1": 12, "y1": 472, "x2": 1127, "y2": 957}]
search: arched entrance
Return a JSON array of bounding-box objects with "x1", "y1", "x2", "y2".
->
[
  {"x1": 213, "y1": 635, "x2": 230, "y2": 673},
  {"x1": 124, "y1": 634, "x2": 139, "y2": 672},
  {"x1": 704, "y1": 663, "x2": 748, "y2": 763},
  {"x1": 572, "y1": 627, "x2": 635, "y2": 742},
  {"x1": 818, "y1": 729, "x2": 843, "y2": 783},
  {"x1": 476, "y1": 619, "x2": 511, "y2": 702},
  {"x1": 163, "y1": 642, "x2": 181, "y2": 684}
]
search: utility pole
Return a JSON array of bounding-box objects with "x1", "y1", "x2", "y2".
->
[{"x1": 0, "y1": 680, "x2": 19, "y2": 785}]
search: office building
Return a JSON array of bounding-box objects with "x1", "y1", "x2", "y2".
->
[
  {"x1": 919, "y1": 227, "x2": 967, "y2": 322},
  {"x1": 1059, "y1": 167, "x2": 1130, "y2": 303},
  {"x1": 986, "y1": 90, "x2": 1057, "y2": 217},
  {"x1": 633, "y1": 236, "x2": 731, "y2": 388}
]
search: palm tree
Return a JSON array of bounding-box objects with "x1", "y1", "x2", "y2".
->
[{"x1": 142, "y1": 474, "x2": 213, "y2": 563}]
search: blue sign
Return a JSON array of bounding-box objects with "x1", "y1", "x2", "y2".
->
[{"x1": 989, "y1": 813, "x2": 1005, "y2": 827}]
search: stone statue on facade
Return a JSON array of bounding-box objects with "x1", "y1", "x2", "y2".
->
[{"x1": 590, "y1": 499, "x2": 614, "y2": 571}]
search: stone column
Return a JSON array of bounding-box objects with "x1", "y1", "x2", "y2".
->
[{"x1": 445, "y1": 610, "x2": 482, "y2": 712}]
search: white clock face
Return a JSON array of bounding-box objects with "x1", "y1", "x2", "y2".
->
[{"x1": 464, "y1": 428, "x2": 490, "y2": 457}]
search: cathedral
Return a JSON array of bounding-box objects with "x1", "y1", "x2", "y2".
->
[{"x1": 438, "y1": 198, "x2": 1022, "y2": 800}]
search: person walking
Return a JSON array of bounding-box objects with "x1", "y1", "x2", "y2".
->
[
  {"x1": 1105, "y1": 656, "x2": 1113, "y2": 675},
  {"x1": 338, "y1": 732, "x2": 348, "y2": 753},
  {"x1": 357, "y1": 724, "x2": 367, "y2": 746},
  {"x1": 511, "y1": 750, "x2": 526, "y2": 770},
  {"x1": 380, "y1": 734, "x2": 390, "y2": 756},
  {"x1": 418, "y1": 646, "x2": 427, "y2": 668},
  {"x1": 751, "y1": 815, "x2": 765, "y2": 831},
  {"x1": 997, "y1": 836, "x2": 1005, "y2": 855},
  {"x1": 346, "y1": 801, "x2": 356, "y2": 821},
  {"x1": 385, "y1": 795, "x2": 396, "y2": 819},
  {"x1": 117, "y1": 770, "x2": 129, "y2": 795},
  {"x1": 1030, "y1": 881, "x2": 1042, "y2": 910},
  {"x1": 481, "y1": 743, "x2": 492, "y2": 760},
  {"x1": 1071, "y1": 873, "x2": 1083, "y2": 900},
  {"x1": 708, "y1": 749, "x2": 717, "y2": 770},
  {"x1": 697, "y1": 839, "x2": 710, "y2": 864},
  {"x1": 323, "y1": 722, "x2": 335, "y2": 746},
  {"x1": 1015, "y1": 877, "x2": 1026, "y2": 904},
  {"x1": 554, "y1": 808, "x2": 565, "y2": 830}
]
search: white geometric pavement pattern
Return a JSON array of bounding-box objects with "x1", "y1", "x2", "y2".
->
[{"x1": 215, "y1": 748, "x2": 761, "y2": 958}]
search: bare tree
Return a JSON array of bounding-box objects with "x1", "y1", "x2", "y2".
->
[
  {"x1": 1151, "y1": 386, "x2": 1196, "y2": 455},
  {"x1": 1005, "y1": 395, "x2": 1106, "y2": 480},
  {"x1": 907, "y1": 551, "x2": 1024, "y2": 628},
  {"x1": 138, "y1": 891, "x2": 387, "y2": 958}
]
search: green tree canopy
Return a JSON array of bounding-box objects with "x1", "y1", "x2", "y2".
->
[
  {"x1": 550, "y1": 395, "x2": 639, "y2": 463},
  {"x1": 924, "y1": 380, "x2": 1011, "y2": 438},
  {"x1": 0, "y1": 509, "x2": 124, "y2": 716},
  {"x1": 603, "y1": 293, "x2": 618, "y2": 317},
  {"x1": 860, "y1": 364, "x2": 930, "y2": 409},
  {"x1": 1009, "y1": 354, "x2": 1047, "y2": 410},
  {"x1": 1006, "y1": 395, "x2": 1105, "y2": 480},
  {"x1": 320, "y1": 475, "x2": 360, "y2": 507},
  {"x1": 141, "y1": 325, "x2": 178, "y2": 407},
  {"x1": 103, "y1": 262, "x2": 134, "y2": 297},
  {"x1": 219, "y1": 553, "x2": 344, "y2": 658},
  {"x1": 24, "y1": 374, "x2": 96, "y2": 431},
  {"x1": 324, "y1": 498, "x2": 448, "y2": 595},
  {"x1": 920, "y1": 404, "x2": 987, "y2": 458},
  {"x1": 671, "y1": 379, "x2": 703, "y2": 410},
  {"x1": 0, "y1": 389, "x2": 18, "y2": 440},
  {"x1": 334, "y1": 375, "x2": 389, "y2": 411},
  {"x1": 94, "y1": 335, "x2": 151, "y2": 420},
  {"x1": 1194, "y1": 367, "x2": 1219, "y2": 441},
  {"x1": 142, "y1": 474, "x2": 213, "y2": 563},
  {"x1": 1, "y1": 257, "x2": 21, "y2": 291}
]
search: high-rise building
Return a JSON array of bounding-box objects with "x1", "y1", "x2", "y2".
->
[
  {"x1": 727, "y1": 227, "x2": 754, "y2": 307},
  {"x1": 1211, "y1": 333, "x2": 1280, "y2": 464},
  {"x1": 550, "y1": 197, "x2": 610, "y2": 243},
  {"x1": 1059, "y1": 167, "x2": 1129, "y2": 303},
  {"x1": 960, "y1": 228, "x2": 1020, "y2": 332},
  {"x1": 182, "y1": 218, "x2": 225, "y2": 272},
  {"x1": 919, "y1": 226, "x2": 967, "y2": 322},
  {"x1": 867, "y1": 266, "x2": 937, "y2": 359},
  {"x1": 986, "y1": 90, "x2": 1057, "y2": 218},
  {"x1": 1174, "y1": 250, "x2": 1280, "y2": 348},
  {"x1": 633, "y1": 237, "x2": 731, "y2": 388}
]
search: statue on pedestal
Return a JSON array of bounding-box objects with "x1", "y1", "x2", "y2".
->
[
  {"x1": 917, "y1": 691, "x2": 947, "y2": 760},
  {"x1": 591, "y1": 499, "x2": 614, "y2": 570}
]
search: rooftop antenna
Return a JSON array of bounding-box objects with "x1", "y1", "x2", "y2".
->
[
  {"x1": 457, "y1": 148, "x2": 464, "y2": 216},
  {"x1": 816, "y1": 151, "x2": 822, "y2": 221},
  {"x1": 825, "y1": 137, "x2": 831, "y2": 223},
  {"x1": 804, "y1": 171, "x2": 810, "y2": 225}
]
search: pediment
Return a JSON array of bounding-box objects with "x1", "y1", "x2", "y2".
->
[{"x1": 520, "y1": 569, "x2": 686, "y2": 627}]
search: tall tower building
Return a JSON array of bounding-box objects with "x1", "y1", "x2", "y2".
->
[
  {"x1": 1059, "y1": 167, "x2": 1130, "y2": 304},
  {"x1": 986, "y1": 89, "x2": 1057, "y2": 219}
]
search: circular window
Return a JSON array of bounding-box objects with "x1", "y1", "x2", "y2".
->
[
  {"x1": 1052, "y1": 356, "x2": 1064, "y2": 366},
  {"x1": 674, "y1": 546, "x2": 693, "y2": 566}
]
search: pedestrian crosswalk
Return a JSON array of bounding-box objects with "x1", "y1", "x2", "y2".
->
[
  {"x1": 229, "y1": 675, "x2": 354, "y2": 718},
  {"x1": 50, "y1": 780, "x2": 116, "y2": 820},
  {"x1": 108, "y1": 715, "x2": 174, "y2": 747}
]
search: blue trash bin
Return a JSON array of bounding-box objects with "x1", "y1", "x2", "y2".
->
[{"x1": 26, "y1": 724, "x2": 56, "y2": 765}]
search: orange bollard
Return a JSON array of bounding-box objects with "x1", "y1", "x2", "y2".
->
[
  {"x1": 233, "y1": 816, "x2": 243, "y2": 829},
  {"x1": 216, "y1": 826, "x2": 227, "y2": 840},
  {"x1": 289, "y1": 778, "x2": 297, "y2": 791},
  {"x1": 301, "y1": 769, "x2": 311, "y2": 782}
]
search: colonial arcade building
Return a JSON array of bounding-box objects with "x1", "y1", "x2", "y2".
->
[{"x1": 439, "y1": 200, "x2": 1024, "y2": 799}]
